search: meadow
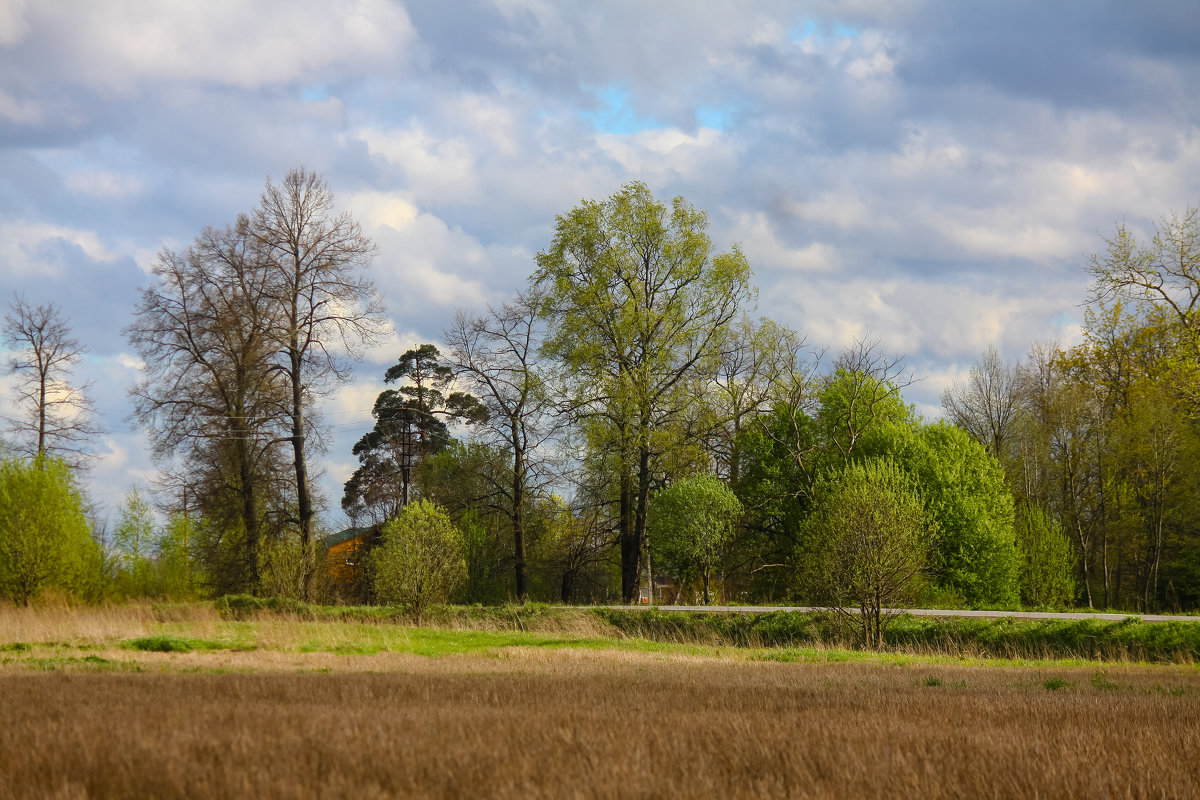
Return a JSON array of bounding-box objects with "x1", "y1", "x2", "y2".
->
[{"x1": 1, "y1": 603, "x2": 1198, "y2": 798}]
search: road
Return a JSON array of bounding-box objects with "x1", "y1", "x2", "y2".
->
[{"x1": 585, "y1": 605, "x2": 1200, "y2": 623}]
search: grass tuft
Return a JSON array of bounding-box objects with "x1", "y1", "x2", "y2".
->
[{"x1": 124, "y1": 635, "x2": 226, "y2": 653}]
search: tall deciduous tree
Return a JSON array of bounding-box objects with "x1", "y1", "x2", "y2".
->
[
  {"x1": 128, "y1": 223, "x2": 286, "y2": 592},
  {"x1": 941, "y1": 344, "x2": 1021, "y2": 460},
  {"x1": 1087, "y1": 207, "x2": 1200, "y2": 405},
  {"x1": 534, "y1": 182, "x2": 753, "y2": 602},
  {"x1": 445, "y1": 292, "x2": 554, "y2": 602},
  {"x1": 705, "y1": 316, "x2": 801, "y2": 485},
  {"x1": 252, "y1": 168, "x2": 385, "y2": 593},
  {"x1": 3, "y1": 295, "x2": 103, "y2": 465}
]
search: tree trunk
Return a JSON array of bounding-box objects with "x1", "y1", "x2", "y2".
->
[
  {"x1": 511, "y1": 426, "x2": 527, "y2": 603},
  {"x1": 634, "y1": 439, "x2": 652, "y2": 602},
  {"x1": 234, "y1": 432, "x2": 261, "y2": 590},
  {"x1": 289, "y1": 345, "x2": 315, "y2": 601},
  {"x1": 37, "y1": 369, "x2": 46, "y2": 457},
  {"x1": 619, "y1": 464, "x2": 639, "y2": 603}
]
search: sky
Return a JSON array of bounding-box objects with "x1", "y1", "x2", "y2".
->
[{"x1": 2, "y1": 0, "x2": 1199, "y2": 524}]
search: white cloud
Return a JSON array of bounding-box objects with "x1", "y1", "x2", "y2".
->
[
  {"x1": 355, "y1": 128, "x2": 480, "y2": 204},
  {"x1": 730, "y1": 211, "x2": 840, "y2": 272},
  {"x1": 62, "y1": 169, "x2": 144, "y2": 199},
  {"x1": 0, "y1": 221, "x2": 122, "y2": 276},
  {"x1": 23, "y1": 0, "x2": 417, "y2": 92},
  {"x1": 595, "y1": 127, "x2": 731, "y2": 183},
  {"x1": 0, "y1": 87, "x2": 45, "y2": 124},
  {"x1": 0, "y1": 0, "x2": 30, "y2": 46}
]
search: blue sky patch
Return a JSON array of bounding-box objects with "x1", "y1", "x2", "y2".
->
[{"x1": 578, "y1": 85, "x2": 664, "y2": 134}]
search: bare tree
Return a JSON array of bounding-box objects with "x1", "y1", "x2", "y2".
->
[
  {"x1": 941, "y1": 345, "x2": 1020, "y2": 460},
  {"x1": 1087, "y1": 207, "x2": 1200, "y2": 357},
  {"x1": 706, "y1": 316, "x2": 802, "y2": 484},
  {"x1": 3, "y1": 295, "x2": 104, "y2": 466},
  {"x1": 445, "y1": 291, "x2": 557, "y2": 602},
  {"x1": 127, "y1": 224, "x2": 288, "y2": 591},
  {"x1": 251, "y1": 168, "x2": 385, "y2": 593}
]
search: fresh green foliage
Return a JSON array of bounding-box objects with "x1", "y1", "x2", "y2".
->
[
  {"x1": 0, "y1": 455, "x2": 101, "y2": 604},
  {"x1": 370, "y1": 500, "x2": 467, "y2": 616},
  {"x1": 1015, "y1": 505, "x2": 1076, "y2": 606},
  {"x1": 124, "y1": 635, "x2": 225, "y2": 653},
  {"x1": 594, "y1": 608, "x2": 1200, "y2": 662},
  {"x1": 113, "y1": 488, "x2": 156, "y2": 596},
  {"x1": 155, "y1": 513, "x2": 199, "y2": 599},
  {"x1": 898, "y1": 422, "x2": 1019, "y2": 605},
  {"x1": 650, "y1": 473, "x2": 742, "y2": 604},
  {"x1": 799, "y1": 459, "x2": 932, "y2": 648},
  {"x1": 534, "y1": 181, "x2": 754, "y2": 602}
]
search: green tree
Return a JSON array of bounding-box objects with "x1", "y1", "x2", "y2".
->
[
  {"x1": 0, "y1": 455, "x2": 100, "y2": 604},
  {"x1": 416, "y1": 441, "x2": 513, "y2": 603},
  {"x1": 155, "y1": 512, "x2": 198, "y2": 599},
  {"x1": 799, "y1": 459, "x2": 931, "y2": 649},
  {"x1": 649, "y1": 474, "x2": 742, "y2": 604},
  {"x1": 370, "y1": 500, "x2": 466, "y2": 617},
  {"x1": 901, "y1": 422, "x2": 1019, "y2": 606},
  {"x1": 1086, "y1": 206, "x2": 1200, "y2": 402},
  {"x1": 1014, "y1": 505, "x2": 1076, "y2": 607},
  {"x1": 113, "y1": 488, "x2": 156, "y2": 596},
  {"x1": 535, "y1": 181, "x2": 753, "y2": 602}
]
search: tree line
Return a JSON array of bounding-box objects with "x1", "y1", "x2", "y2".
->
[{"x1": 2, "y1": 173, "x2": 1198, "y2": 621}]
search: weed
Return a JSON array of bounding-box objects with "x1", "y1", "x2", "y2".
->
[
  {"x1": 1043, "y1": 678, "x2": 1072, "y2": 691},
  {"x1": 923, "y1": 676, "x2": 943, "y2": 686}
]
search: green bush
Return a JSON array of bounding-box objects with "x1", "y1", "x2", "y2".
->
[
  {"x1": 370, "y1": 500, "x2": 466, "y2": 617},
  {"x1": 0, "y1": 455, "x2": 102, "y2": 604}
]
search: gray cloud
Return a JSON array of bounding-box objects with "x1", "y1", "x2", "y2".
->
[{"x1": 2, "y1": 0, "x2": 1198, "y2": 521}]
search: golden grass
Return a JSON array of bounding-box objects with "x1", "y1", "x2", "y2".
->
[{"x1": 1, "y1": 653, "x2": 1198, "y2": 799}]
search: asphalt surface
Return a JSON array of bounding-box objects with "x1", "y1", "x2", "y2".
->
[{"x1": 586, "y1": 605, "x2": 1200, "y2": 623}]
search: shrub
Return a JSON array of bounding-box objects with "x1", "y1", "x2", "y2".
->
[
  {"x1": 370, "y1": 500, "x2": 466, "y2": 617},
  {"x1": 0, "y1": 455, "x2": 101, "y2": 604}
]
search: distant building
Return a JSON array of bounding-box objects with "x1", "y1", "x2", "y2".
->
[{"x1": 322, "y1": 526, "x2": 380, "y2": 602}]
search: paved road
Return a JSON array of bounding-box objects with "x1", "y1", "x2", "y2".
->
[{"x1": 585, "y1": 605, "x2": 1200, "y2": 624}]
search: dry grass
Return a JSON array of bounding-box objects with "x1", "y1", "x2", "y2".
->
[
  {"x1": 0, "y1": 600, "x2": 223, "y2": 645},
  {"x1": 2, "y1": 604, "x2": 1199, "y2": 798},
  {"x1": 1, "y1": 652, "x2": 1198, "y2": 799}
]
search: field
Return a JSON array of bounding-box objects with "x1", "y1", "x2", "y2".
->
[{"x1": 2, "y1": 604, "x2": 1199, "y2": 799}]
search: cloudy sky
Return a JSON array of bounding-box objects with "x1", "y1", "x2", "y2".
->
[{"x1": 2, "y1": 0, "x2": 1199, "y2": 522}]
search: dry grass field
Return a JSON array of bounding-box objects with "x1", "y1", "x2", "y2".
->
[{"x1": 1, "y1": 604, "x2": 1198, "y2": 799}]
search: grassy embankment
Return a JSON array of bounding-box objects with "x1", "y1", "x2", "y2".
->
[{"x1": 3, "y1": 598, "x2": 1200, "y2": 667}]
